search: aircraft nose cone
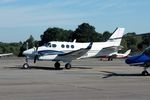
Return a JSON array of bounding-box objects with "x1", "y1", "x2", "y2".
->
[
  {"x1": 23, "y1": 50, "x2": 29, "y2": 55},
  {"x1": 125, "y1": 58, "x2": 131, "y2": 64},
  {"x1": 23, "y1": 48, "x2": 35, "y2": 56},
  {"x1": 125, "y1": 54, "x2": 145, "y2": 64}
]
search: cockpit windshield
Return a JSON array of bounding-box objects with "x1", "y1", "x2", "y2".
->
[
  {"x1": 44, "y1": 43, "x2": 51, "y2": 47},
  {"x1": 143, "y1": 46, "x2": 150, "y2": 56}
]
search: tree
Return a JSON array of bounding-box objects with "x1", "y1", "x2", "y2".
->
[
  {"x1": 123, "y1": 32, "x2": 138, "y2": 53},
  {"x1": 40, "y1": 27, "x2": 72, "y2": 45},
  {"x1": 141, "y1": 33, "x2": 150, "y2": 46},
  {"x1": 102, "y1": 31, "x2": 112, "y2": 41},
  {"x1": 18, "y1": 35, "x2": 35, "y2": 57},
  {"x1": 137, "y1": 33, "x2": 150, "y2": 50},
  {"x1": 26, "y1": 35, "x2": 35, "y2": 49},
  {"x1": 0, "y1": 42, "x2": 21, "y2": 56},
  {"x1": 69, "y1": 23, "x2": 102, "y2": 42}
]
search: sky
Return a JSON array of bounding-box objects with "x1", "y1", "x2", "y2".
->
[{"x1": 0, "y1": 0, "x2": 150, "y2": 42}]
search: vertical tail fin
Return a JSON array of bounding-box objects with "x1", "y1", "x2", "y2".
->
[
  {"x1": 124, "y1": 49, "x2": 131, "y2": 56},
  {"x1": 107, "y1": 27, "x2": 125, "y2": 46}
]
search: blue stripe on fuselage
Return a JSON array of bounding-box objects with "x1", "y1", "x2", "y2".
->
[{"x1": 38, "y1": 50, "x2": 64, "y2": 55}]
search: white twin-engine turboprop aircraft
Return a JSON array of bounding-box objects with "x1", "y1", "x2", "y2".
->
[{"x1": 23, "y1": 28, "x2": 125, "y2": 69}]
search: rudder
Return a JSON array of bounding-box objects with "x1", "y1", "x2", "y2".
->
[{"x1": 107, "y1": 27, "x2": 125, "y2": 46}]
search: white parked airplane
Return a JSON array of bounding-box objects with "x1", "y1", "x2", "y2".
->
[
  {"x1": 111, "y1": 49, "x2": 131, "y2": 58},
  {"x1": 0, "y1": 53, "x2": 13, "y2": 57},
  {"x1": 100, "y1": 49, "x2": 131, "y2": 61},
  {"x1": 23, "y1": 28, "x2": 125, "y2": 69}
]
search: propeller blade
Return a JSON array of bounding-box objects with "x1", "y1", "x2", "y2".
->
[
  {"x1": 34, "y1": 55, "x2": 38, "y2": 63},
  {"x1": 35, "y1": 41, "x2": 39, "y2": 51},
  {"x1": 34, "y1": 42, "x2": 39, "y2": 63},
  {"x1": 36, "y1": 46, "x2": 38, "y2": 51}
]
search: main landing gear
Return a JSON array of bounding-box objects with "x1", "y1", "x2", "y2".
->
[
  {"x1": 22, "y1": 58, "x2": 72, "y2": 70},
  {"x1": 54, "y1": 61, "x2": 60, "y2": 69},
  {"x1": 141, "y1": 66, "x2": 149, "y2": 76},
  {"x1": 141, "y1": 63, "x2": 150, "y2": 76},
  {"x1": 54, "y1": 62, "x2": 72, "y2": 69},
  {"x1": 65, "y1": 63, "x2": 71, "y2": 69}
]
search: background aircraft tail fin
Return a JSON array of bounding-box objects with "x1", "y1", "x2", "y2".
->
[
  {"x1": 107, "y1": 27, "x2": 125, "y2": 46},
  {"x1": 124, "y1": 49, "x2": 131, "y2": 55}
]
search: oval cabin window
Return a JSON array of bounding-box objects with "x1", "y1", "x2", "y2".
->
[{"x1": 61, "y1": 44, "x2": 65, "y2": 48}]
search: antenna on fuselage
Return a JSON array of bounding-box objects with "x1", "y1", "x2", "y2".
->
[{"x1": 73, "y1": 39, "x2": 76, "y2": 43}]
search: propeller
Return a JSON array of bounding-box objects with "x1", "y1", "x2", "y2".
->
[
  {"x1": 34, "y1": 42, "x2": 39, "y2": 63},
  {"x1": 34, "y1": 55, "x2": 38, "y2": 63}
]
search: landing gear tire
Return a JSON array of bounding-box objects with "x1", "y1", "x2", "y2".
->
[
  {"x1": 22, "y1": 63, "x2": 29, "y2": 69},
  {"x1": 141, "y1": 71, "x2": 149, "y2": 76},
  {"x1": 54, "y1": 62, "x2": 60, "y2": 69},
  {"x1": 65, "y1": 63, "x2": 71, "y2": 69}
]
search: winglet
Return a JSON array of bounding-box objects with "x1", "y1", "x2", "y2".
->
[
  {"x1": 124, "y1": 49, "x2": 131, "y2": 55},
  {"x1": 73, "y1": 39, "x2": 76, "y2": 43},
  {"x1": 86, "y1": 42, "x2": 93, "y2": 49}
]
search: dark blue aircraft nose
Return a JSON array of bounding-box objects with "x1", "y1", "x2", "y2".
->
[
  {"x1": 125, "y1": 57, "x2": 135, "y2": 64},
  {"x1": 125, "y1": 58, "x2": 132, "y2": 64},
  {"x1": 125, "y1": 54, "x2": 150, "y2": 64},
  {"x1": 125, "y1": 54, "x2": 142, "y2": 64}
]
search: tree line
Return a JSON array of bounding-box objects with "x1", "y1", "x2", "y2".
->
[
  {"x1": 0, "y1": 23, "x2": 150, "y2": 56},
  {"x1": 0, "y1": 42, "x2": 21, "y2": 55}
]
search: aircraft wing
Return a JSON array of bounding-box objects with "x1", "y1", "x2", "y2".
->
[
  {"x1": 55, "y1": 42, "x2": 93, "y2": 62},
  {"x1": 98, "y1": 46, "x2": 123, "y2": 57},
  {"x1": 0, "y1": 53, "x2": 13, "y2": 57}
]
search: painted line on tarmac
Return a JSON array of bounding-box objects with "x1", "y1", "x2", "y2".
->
[{"x1": 145, "y1": 76, "x2": 150, "y2": 78}]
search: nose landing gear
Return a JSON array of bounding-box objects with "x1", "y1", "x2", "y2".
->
[{"x1": 22, "y1": 57, "x2": 30, "y2": 69}]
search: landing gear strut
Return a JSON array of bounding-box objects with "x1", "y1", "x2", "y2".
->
[
  {"x1": 142, "y1": 66, "x2": 149, "y2": 76},
  {"x1": 22, "y1": 57, "x2": 30, "y2": 69}
]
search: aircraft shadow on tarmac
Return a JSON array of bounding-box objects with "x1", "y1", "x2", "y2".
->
[
  {"x1": 4, "y1": 66, "x2": 92, "y2": 70},
  {"x1": 28, "y1": 66, "x2": 64, "y2": 70},
  {"x1": 101, "y1": 71, "x2": 148, "y2": 78},
  {"x1": 4, "y1": 66, "x2": 63, "y2": 70},
  {"x1": 71, "y1": 67, "x2": 92, "y2": 69}
]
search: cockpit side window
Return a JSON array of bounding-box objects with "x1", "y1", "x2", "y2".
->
[
  {"x1": 144, "y1": 48, "x2": 150, "y2": 56},
  {"x1": 71, "y1": 45, "x2": 74, "y2": 49},
  {"x1": 52, "y1": 44, "x2": 57, "y2": 48},
  {"x1": 47, "y1": 43, "x2": 51, "y2": 47}
]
